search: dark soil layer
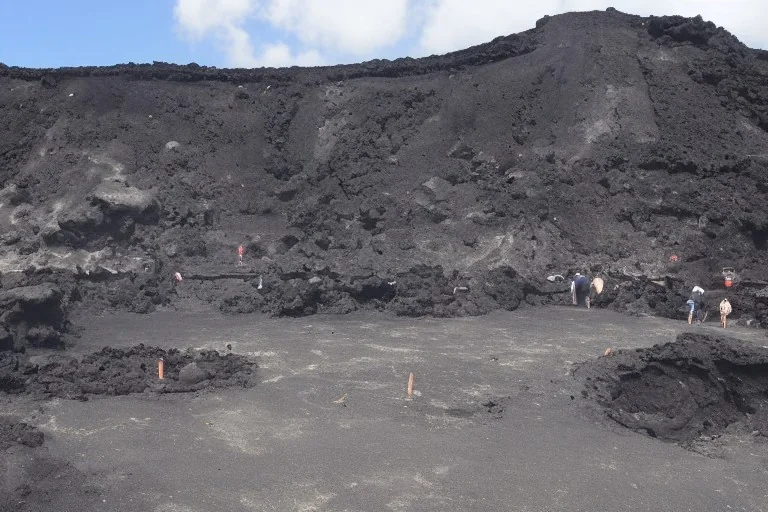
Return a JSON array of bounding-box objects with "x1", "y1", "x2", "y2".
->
[
  {"x1": 2, "y1": 10, "x2": 768, "y2": 349},
  {"x1": 0, "y1": 345, "x2": 257, "y2": 399},
  {"x1": 574, "y1": 333, "x2": 768, "y2": 444}
]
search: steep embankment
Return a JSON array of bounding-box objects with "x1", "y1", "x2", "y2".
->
[{"x1": 1, "y1": 10, "x2": 768, "y2": 349}]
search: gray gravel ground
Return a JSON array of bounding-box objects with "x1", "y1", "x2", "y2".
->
[{"x1": 3, "y1": 306, "x2": 768, "y2": 512}]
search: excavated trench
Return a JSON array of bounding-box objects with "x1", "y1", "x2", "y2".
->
[
  {"x1": 574, "y1": 333, "x2": 768, "y2": 444},
  {"x1": 0, "y1": 344, "x2": 257, "y2": 400}
]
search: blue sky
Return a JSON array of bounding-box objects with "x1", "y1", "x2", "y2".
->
[
  {"x1": 0, "y1": 0, "x2": 421, "y2": 68},
  {"x1": 0, "y1": 1, "x2": 214, "y2": 67},
  {"x1": 0, "y1": 1, "x2": 765, "y2": 69}
]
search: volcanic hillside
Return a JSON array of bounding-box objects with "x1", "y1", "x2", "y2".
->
[{"x1": 2, "y1": 9, "x2": 768, "y2": 349}]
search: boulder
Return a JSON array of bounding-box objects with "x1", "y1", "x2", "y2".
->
[
  {"x1": 273, "y1": 176, "x2": 304, "y2": 202},
  {"x1": 25, "y1": 326, "x2": 62, "y2": 348},
  {"x1": 58, "y1": 203, "x2": 105, "y2": 232},
  {"x1": 421, "y1": 177, "x2": 453, "y2": 202},
  {"x1": 178, "y1": 362, "x2": 210, "y2": 385},
  {"x1": 90, "y1": 181, "x2": 156, "y2": 217},
  {"x1": 447, "y1": 141, "x2": 476, "y2": 160},
  {"x1": 0, "y1": 283, "x2": 62, "y2": 307}
]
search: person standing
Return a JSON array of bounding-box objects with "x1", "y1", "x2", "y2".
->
[
  {"x1": 572, "y1": 273, "x2": 591, "y2": 307},
  {"x1": 719, "y1": 298, "x2": 732, "y2": 328},
  {"x1": 589, "y1": 277, "x2": 604, "y2": 308},
  {"x1": 238, "y1": 244, "x2": 245, "y2": 266},
  {"x1": 690, "y1": 286, "x2": 706, "y2": 323},
  {"x1": 686, "y1": 298, "x2": 696, "y2": 325}
]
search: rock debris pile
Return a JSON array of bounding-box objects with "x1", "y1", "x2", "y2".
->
[
  {"x1": 0, "y1": 345, "x2": 258, "y2": 399},
  {"x1": 574, "y1": 333, "x2": 768, "y2": 444}
]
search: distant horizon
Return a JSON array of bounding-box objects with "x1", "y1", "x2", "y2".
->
[{"x1": 1, "y1": 1, "x2": 765, "y2": 69}]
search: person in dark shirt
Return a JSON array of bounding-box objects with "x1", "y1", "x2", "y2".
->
[
  {"x1": 689, "y1": 286, "x2": 706, "y2": 323},
  {"x1": 571, "y1": 273, "x2": 591, "y2": 307}
]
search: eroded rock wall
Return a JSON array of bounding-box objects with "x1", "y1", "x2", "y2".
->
[{"x1": 1, "y1": 10, "x2": 767, "y2": 327}]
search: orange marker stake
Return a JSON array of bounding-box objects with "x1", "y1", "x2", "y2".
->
[
  {"x1": 407, "y1": 372, "x2": 414, "y2": 398},
  {"x1": 158, "y1": 358, "x2": 165, "y2": 380}
]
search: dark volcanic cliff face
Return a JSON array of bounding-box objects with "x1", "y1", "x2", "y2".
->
[{"x1": 1, "y1": 10, "x2": 767, "y2": 341}]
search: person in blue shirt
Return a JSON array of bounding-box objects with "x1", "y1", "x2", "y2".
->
[{"x1": 686, "y1": 299, "x2": 696, "y2": 324}]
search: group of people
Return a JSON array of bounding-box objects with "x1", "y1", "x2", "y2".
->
[
  {"x1": 570, "y1": 273, "x2": 603, "y2": 308},
  {"x1": 570, "y1": 274, "x2": 733, "y2": 328},
  {"x1": 686, "y1": 286, "x2": 733, "y2": 328}
]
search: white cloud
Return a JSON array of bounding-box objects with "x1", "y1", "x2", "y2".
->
[
  {"x1": 224, "y1": 26, "x2": 260, "y2": 67},
  {"x1": 260, "y1": 42, "x2": 324, "y2": 67},
  {"x1": 419, "y1": 0, "x2": 549, "y2": 55},
  {"x1": 174, "y1": 0, "x2": 326, "y2": 67},
  {"x1": 175, "y1": 0, "x2": 261, "y2": 66},
  {"x1": 261, "y1": 0, "x2": 410, "y2": 55},
  {"x1": 419, "y1": 0, "x2": 768, "y2": 55},
  {"x1": 174, "y1": 0, "x2": 409, "y2": 67},
  {"x1": 174, "y1": 0, "x2": 254, "y2": 38}
]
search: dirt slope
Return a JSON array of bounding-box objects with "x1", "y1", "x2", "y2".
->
[{"x1": 1, "y1": 10, "x2": 768, "y2": 348}]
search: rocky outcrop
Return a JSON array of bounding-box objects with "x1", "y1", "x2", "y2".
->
[
  {"x1": 0, "y1": 283, "x2": 67, "y2": 351},
  {"x1": 1, "y1": 9, "x2": 767, "y2": 323}
]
